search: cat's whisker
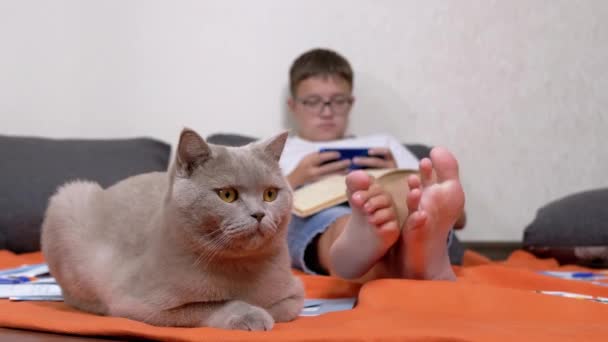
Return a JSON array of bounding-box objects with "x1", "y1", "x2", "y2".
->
[
  {"x1": 192, "y1": 251, "x2": 205, "y2": 269},
  {"x1": 197, "y1": 227, "x2": 224, "y2": 240},
  {"x1": 222, "y1": 221, "x2": 245, "y2": 236},
  {"x1": 193, "y1": 240, "x2": 220, "y2": 267},
  {"x1": 194, "y1": 233, "x2": 231, "y2": 267},
  {"x1": 262, "y1": 220, "x2": 279, "y2": 235},
  {"x1": 189, "y1": 227, "x2": 225, "y2": 253},
  {"x1": 198, "y1": 244, "x2": 226, "y2": 266},
  {"x1": 190, "y1": 232, "x2": 224, "y2": 268}
]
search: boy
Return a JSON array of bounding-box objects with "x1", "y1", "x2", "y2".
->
[{"x1": 282, "y1": 48, "x2": 465, "y2": 282}]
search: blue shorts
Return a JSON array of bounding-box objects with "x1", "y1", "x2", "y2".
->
[
  {"x1": 287, "y1": 205, "x2": 455, "y2": 275},
  {"x1": 287, "y1": 205, "x2": 351, "y2": 274}
]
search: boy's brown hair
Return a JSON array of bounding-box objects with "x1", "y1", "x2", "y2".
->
[{"x1": 289, "y1": 48, "x2": 353, "y2": 96}]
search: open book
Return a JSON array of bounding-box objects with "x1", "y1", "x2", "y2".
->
[{"x1": 292, "y1": 168, "x2": 417, "y2": 218}]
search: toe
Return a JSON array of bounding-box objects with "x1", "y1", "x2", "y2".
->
[
  {"x1": 364, "y1": 193, "x2": 392, "y2": 213},
  {"x1": 379, "y1": 220, "x2": 399, "y2": 234},
  {"x1": 407, "y1": 174, "x2": 421, "y2": 190},
  {"x1": 367, "y1": 183, "x2": 384, "y2": 196},
  {"x1": 369, "y1": 207, "x2": 396, "y2": 225},
  {"x1": 407, "y1": 188, "x2": 421, "y2": 213},
  {"x1": 345, "y1": 170, "x2": 372, "y2": 196},
  {"x1": 404, "y1": 210, "x2": 427, "y2": 231},
  {"x1": 350, "y1": 191, "x2": 368, "y2": 208},
  {"x1": 419, "y1": 158, "x2": 434, "y2": 186},
  {"x1": 429, "y1": 147, "x2": 459, "y2": 182}
]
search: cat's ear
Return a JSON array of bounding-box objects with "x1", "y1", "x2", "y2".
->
[
  {"x1": 176, "y1": 128, "x2": 211, "y2": 176},
  {"x1": 257, "y1": 131, "x2": 289, "y2": 162}
]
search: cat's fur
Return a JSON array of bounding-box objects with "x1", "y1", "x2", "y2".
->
[{"x1": 41, "y1": 129, "x2": 304, "y2": 330}]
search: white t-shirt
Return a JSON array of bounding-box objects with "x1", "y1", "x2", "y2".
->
[{"x1": 279, "y1": 134, "x2": 420, "y2": 176}]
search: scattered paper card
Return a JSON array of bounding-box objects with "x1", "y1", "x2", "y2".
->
[
  {"x1": 9, "y1": 295, "x2": 64, "y2": 302},
  {"x1": 537, "y1": 290, "x2": 608, "y2": 304},
  {"x1": 300, "y1": 298, "x2": 357, "y2": 316},
  {"x1": 0, "y1": 284, "x2": 62, "y2": 300},
  {"x1": 0, "y1": 263, "x2": 62, "y2": 301},
  {"x1": 0, "y1": 263, "x2": 50, "y2": 277},
  {"x1": 539, "y1": 271, "x2": 608, "y2": 282}
]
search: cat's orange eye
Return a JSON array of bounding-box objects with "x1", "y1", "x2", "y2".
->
[
  {"x1": 263, "y1": 187, "x2": 279, "y2": 202},
  {"x1": 217, "y1": 188, "x2": 238, "y2": 203}
]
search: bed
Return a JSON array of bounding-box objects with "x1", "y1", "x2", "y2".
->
[
  {"x1": 1, "y1": 133, "x2": 607, "y2": 341},
  {"x1": 0, "y1": 250, "x2": 607, "y2": 341}
]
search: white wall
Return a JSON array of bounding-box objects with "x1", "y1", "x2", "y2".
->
[{"x1": 1, "y1": 0, "x2": 607, "y2": 241}]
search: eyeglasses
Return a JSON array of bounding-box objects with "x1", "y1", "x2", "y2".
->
[{"x1": 295, "y1": 95, "x2": 354, "y2": 115}]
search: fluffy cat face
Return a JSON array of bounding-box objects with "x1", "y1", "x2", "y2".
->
[{"x1": 170, "y1": 129, "x2": 292, "y2": 257}]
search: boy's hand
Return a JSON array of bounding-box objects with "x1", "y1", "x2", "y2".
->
[
  {"x1": 352, "y1": 148, "x2": 397, "y2": 169},
  {"x1": 287, "y1": 151, "x2": 351, "y2": 189}
]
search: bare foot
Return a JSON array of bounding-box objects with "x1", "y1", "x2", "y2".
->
[
  {"x1": 400, "y1": 147, "x2": 465, "y2": 280},
  {"x1": 329, "y1": 171, "x2": 401, "y2": 279}
]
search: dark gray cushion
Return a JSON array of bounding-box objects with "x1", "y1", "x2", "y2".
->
[
  {"x1": 206, "y1": 132, "x2": 466, "y2": 265},
  {"x1": 523, "y1": 188, "x2": 608, "y2": 267},
  {"x1": 207, "y1": 133, "x2": 257, "y2": 147},
  {"x1": 0, "y1": 135, "x2": 171, "y2": 253}
]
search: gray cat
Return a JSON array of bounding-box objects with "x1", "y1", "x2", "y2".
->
[{"x1": 41, "y1": 129, "x2": 304, "y2": 331}]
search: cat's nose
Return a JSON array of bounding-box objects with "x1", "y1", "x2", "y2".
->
[{"x1": 251, "y1": 212, "x2": 265, "y2": 222}]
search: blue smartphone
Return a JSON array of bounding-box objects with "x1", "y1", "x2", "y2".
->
[{"x1": 319, "y1": 148, "x2": 383, "y2": 170}]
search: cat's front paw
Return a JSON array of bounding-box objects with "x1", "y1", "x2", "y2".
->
[
  {"x1": 267, "y1": 276, "x2": 305, "y2": 323},
  {"x1": 225, "y1": 305, "x2": 274, "y2": 331}
]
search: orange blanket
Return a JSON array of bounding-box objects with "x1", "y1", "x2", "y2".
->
[{"x1": 1, "y1": 250, "x2": 607, "y2": 341}]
